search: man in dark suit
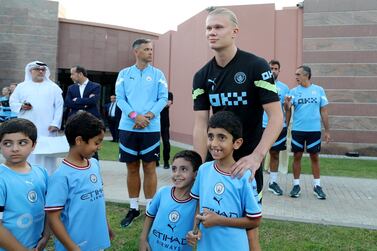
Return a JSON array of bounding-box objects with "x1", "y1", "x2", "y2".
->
[
  {"x1": 65, "y1": 65, "x2": 101, "y2": 119},
  {"x1": 160, "y1": 91, "x2": 173, "y2": 169},
  {"x1": 65, "y1": 65, "x2": 101, "y2": 159},
  {"x1": 104, "y1": 95, "x2": 121, "y2": 142}
]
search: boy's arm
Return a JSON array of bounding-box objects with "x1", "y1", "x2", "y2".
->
[
  {"x1": 47, "y1": 210, "x2": 80, "y2": 251},
  {"x1": 139, "y1": 216, "x2": 153, "y2": 251},
  {"x1": 186, "y1": 202, "x2": 201, "y2": 246},
  {"x1": 106, "y1": 218, "x2": 115, "y2": 241},
  {"x1": 35, "y1": 217, "x2": 51, "y2": 251},
  {"x1": 0, "y1": 221, "x2": 30, "y2": 251},
  {"x1": 198, "y1": 208, "x2": 261, "y2": 230}
]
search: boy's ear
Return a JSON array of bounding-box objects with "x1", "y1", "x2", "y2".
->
[
  {"x1": 31, "y1": 140, "x2": 37, "y2": 150},
  {"x1": 75, "y1": 136, "x2": 83, "y2": 145},
  {"x1": 233, "y1": 138, "x2": 243, "y2": 150}
]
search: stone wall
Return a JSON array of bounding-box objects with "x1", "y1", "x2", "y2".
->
[
  {"x1": 0, "y1": 0, "x2": 58, "y2": 86},
  {"x1": 303, "y1": 0, "x2": 377, "y2": 156},
  {"x1": 57, "y1": 19, "x2": 159, "y2": 73}
]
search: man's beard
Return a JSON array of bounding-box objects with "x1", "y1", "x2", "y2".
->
[{"x1": 32, "y1": 76, "x2": 44, "y2": 83}]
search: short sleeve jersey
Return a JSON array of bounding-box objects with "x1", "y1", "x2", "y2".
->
[
  {"x1": 262, "y1": 80, "x2": 290, "y2": 128},
  {"x1": 45, "y1": 158, "x2": 110, "y2": 251},
  {"x1": 0, "y1": 164, "x2": 48, "y2": 250},
  {"x1": 289, "y1": 84, "x2": 329, "y2": 132},
  {"x1": 190, "y1": 161, "x2": 262, "y2": 251},
  {"x1": 146, "y1": 186, "x2": 197, "y2": 251},
  {"x1": 193, "y1": 49, "x2": 279, "y2": 150}
]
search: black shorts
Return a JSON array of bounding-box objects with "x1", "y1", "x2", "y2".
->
[
  {"x1": 291, "y1": 131, "x2": 321, "y2": 153},
  {"x1": 119, "y1": 130, "x2": 160, "y2": 163},
  {"x1": 263, "y1": 127, "x2": 287, "y2": 151}
]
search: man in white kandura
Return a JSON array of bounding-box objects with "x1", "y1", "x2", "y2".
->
[{"x1": 10, "y1": 61, "x2": 64, "y2": 175}]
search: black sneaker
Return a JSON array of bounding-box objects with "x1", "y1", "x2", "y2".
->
[
  {"x1": 313, "y1": 185, "x2": 326, "y2": 200},
  {"x1": 290, "y1": 185, "x2": 301, "y2": 198},
  {"x1": 163, "y1": 163, "x2": 170, "y2": 169},
  {"x1": 268, "y1": 182, "x2": 283, "y2": 196},
  {"x1": 120, "y1": 208, "x2": 140, "y2": 228}
]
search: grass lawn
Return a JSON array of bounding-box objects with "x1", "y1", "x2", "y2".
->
[
  {"x1": 291, "y1": 156, "x2": 377, "y2": 179},
  {"x1": 99, "y1": 140, "x2": 377, "y2": 179},
  {"x1": 103, "y1": 202, "x2": 377, "y2": 251}
]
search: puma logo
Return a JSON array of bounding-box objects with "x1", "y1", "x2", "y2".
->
[
  {"x1": 167, "y1": 224, "x2": 176, "y2": 232},
  {"x1": 208, "y1": 79, "x2": 216, "y2": 84},
  {"x1": 213, "y1": 196, "x2": 223, "y2": 206}
]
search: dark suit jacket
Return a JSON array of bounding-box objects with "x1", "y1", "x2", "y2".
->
[
  {"x1": 65, "y1": 81, "x2": 101, "y2": 118},
  {"x1": 160, "y1": 91, "x2": 173, "y2": 128},
  {"x1": 104, "y1": 101, "x2": 122, "y2": 121}
]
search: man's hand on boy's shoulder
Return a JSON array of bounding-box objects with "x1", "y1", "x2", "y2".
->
[{"x1": 231, "y1": 153, "x2": 263, "y2": 182}]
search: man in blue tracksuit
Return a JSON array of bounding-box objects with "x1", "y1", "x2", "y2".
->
[{"x1": 115, "y1": 38, "x2": 168, "y2": 227}]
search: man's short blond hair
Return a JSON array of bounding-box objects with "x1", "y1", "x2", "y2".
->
[{"x1": 207, "y1": 7, "x2": 239, "y2": 27}]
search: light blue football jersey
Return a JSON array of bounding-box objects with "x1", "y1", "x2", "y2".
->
[
  {"x1": 115, "y1": 64, "x2": 168, "y2": 132},
  {"x1": 45, "y1": 158, "x2": 110, "y2": 251},
  {"x1": 262, "y1": 80, "x2": 290, "y2": 128},
  {"x1": 190, "y1": 161, "x2": 262, "y2": 251},
  {"x1": 0, "y1": 164, "x2": 48, "y2": 250},
  {"x1": 147, "y1": 186, "x2": 197, "y2": 251},
  {"x1": 289, "y1": 84, "x2": 328, "y2": 132}
]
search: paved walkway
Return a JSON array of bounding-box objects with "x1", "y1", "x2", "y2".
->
[{"x1": 100, "y1": 160, "x2": 377, "y2": 230}]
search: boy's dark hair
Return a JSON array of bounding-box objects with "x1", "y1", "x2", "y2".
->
[
  {"x1": 0, "y1": 118, "x2": 37, "y2": 144},
  {"x1": 65, "y1": 111, "x2": 105, "y2": 146},
  {"x1": 172, "y1": 150, "x2": 202, "y2": 172},
  {"x1": 208, "y1": 111, "x2": 243, "y2": 141}
]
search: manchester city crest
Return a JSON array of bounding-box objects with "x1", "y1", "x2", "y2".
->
[
  {"x1": 90, "y1": 174, "x2": 98, "y2": 183},
  {"x1": 234, "y1": 72, "x2": 246, "y2": 84},
  {"x1": 168, "y1": 210, "x2": 180, "y2": 223},
  {"x1": 214, "y1": 182, "x2": 225, "y2": 195},
  {"x1": 27, "y1": 190, "x2": 37, "y2": 203}
]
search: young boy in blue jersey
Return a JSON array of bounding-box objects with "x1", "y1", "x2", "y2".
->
[
  {"x1": 188, "y1": 111, "x2": 262, "y2": 250},
  {"x1": 139, "y1": 150, "x2": 202, "y2": 251},
  {"x1": 45, "y1": 111, "x2": 113, "y2": 251},
  {"x1": 0, "y1": 118, "x2": 50, "y2": 250}
]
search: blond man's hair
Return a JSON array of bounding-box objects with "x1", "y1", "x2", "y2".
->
[{"x1": 206, "y1": 7, "x2": 239, "y2": 27}]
